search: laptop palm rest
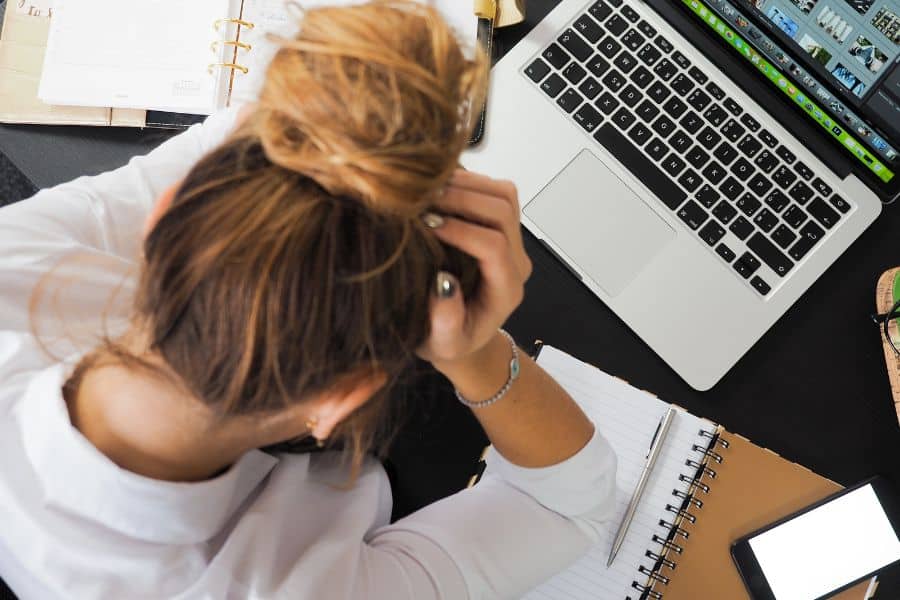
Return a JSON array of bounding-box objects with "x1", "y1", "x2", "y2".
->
[{"x1": 524, "y1": 149, "x2": 675, "y2": 297}]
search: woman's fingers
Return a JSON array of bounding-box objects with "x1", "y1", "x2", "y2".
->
[
  {"x1": 450, "y1": 170, "x2": 520, "y2": 213},
  {"x1": 420, "y1": 272, "x2": 468, "y2": 362}
]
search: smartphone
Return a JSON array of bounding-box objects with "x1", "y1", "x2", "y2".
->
[{"x1": 731, "y1": 477, "x2": 900, "y2": 600}]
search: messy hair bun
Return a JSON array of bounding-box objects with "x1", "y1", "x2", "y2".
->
[{"x1": 255, "y1": 0, "x2": 488, "y2": 214}]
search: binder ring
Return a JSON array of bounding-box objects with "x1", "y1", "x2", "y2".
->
[
  {"x1": 639, "y1": 565, "x2": 670, "y2": 585},
  {"x1": 632, "y1": 582, "x2": 663, "y2": 599},
  {"x1": 700, "y1": 429, "x2": 730, "y2": 448},
  {"x1": 672, "y1": 489, "x2": 704, "y2": 508},
  {"x1": 679, "y1": 473, "x2": 710, "y2": 494},
  {"x1": 653, "y1": 534, "x2": 683, "y2": 553},
  {"x1": 211, "y1": 40, "x2": 252, "y2": 53},
  {"x1": 685, "y1": 459, "x2": 717, "y2": 478},
  {"x1": 214, "y1": 18, "x2": 255, "y2": 31},
  {"x1": 692, "y1": 444, "x2": 723, "y2": 463},
  {"x1": 666, "y1": 504, "x2": 697, "y2": 524},
  {"x1": 646, "y1": 550, "x2": 677, "y2": 570},
  {"x1": 208, "y1": 62, "x2": 249, "y2": 75},
  {"x1": 659, "y1": 519, "x2": 690, "y2": 538}
]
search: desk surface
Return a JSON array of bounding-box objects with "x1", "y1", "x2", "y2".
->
[{"x1": 2, "y1": 0, "x2": 899, "y2": 593}]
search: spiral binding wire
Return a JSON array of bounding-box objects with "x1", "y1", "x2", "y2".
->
[
  {"x1": 630, "y1": 428, "x2": 729, "y2": 600},
  {"x1": 208, "y1": 17, "x2": 254, "y2": 79}
]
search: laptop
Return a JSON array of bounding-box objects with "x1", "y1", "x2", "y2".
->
[{"x1": 463, "y1": 0, "x2": 900, "y2": 390}]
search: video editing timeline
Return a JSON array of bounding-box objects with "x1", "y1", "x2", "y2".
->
[{"x1": 685, "y1": 0, "x2": 897, "y2": 184}]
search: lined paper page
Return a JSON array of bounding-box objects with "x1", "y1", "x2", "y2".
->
[{"x1": 525, "y1": 346, "x2": 717, "y2": 600}]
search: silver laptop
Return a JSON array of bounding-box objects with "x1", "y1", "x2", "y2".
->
[{"x1": 463, "y1": 0, "x2": 900, "y2": 390}]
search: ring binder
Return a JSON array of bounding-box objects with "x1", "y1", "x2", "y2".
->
[
  {"x1": 658, "y1": 519, "x2": 689, "y2": 538},
  {"x1": 639, "y1": 565, "x2": 670, "y2": 585},
  {"x1": 692, "y1": 444, "x2": 723, "y2": 463},
  {"x1": 652, "y1": 534, "x2": 683, "y2": 554},
  {"x1": 671, "y1": 489, "x2": 703, "y2": 508},
  {"x1": 208, "y1": 62, "x2": 249, "y2": 75},
  {"x1": 685, "y1": 459, "x2": 717, "y2": 479},
  {"x1": 645, "y1": 550, "x2": 676, "y2": 570},
  {"x1": 632, "y1": 582, "x2": 663, "y2": 599},
  {"x1": 699, "y1": 428, "x2": 730, "y2": 448},
  {"x1": 211, "y1": 40, "x2": 252, "y2": 53},
  {"x1": 665, "y1": 504, "x2": 697, "y2": 524},
  {"x1": 678, "y1": 473, "x2": 710, "y2": 494},
  {"x1": 214, "y1": 17, "x2": 255, "y2": 31}
]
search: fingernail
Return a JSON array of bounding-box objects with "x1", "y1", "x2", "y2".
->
[
  {"x1": 435, "y1": 271, "x2": 456, "y2": 298},
  {"x1": 422, "y1": 212, "x2": 445, "y2": 229}
]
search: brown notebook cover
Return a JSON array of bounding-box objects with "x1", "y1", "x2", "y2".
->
[{"x1": 651, "y1": 429, "x2": 873, "y2": 599}]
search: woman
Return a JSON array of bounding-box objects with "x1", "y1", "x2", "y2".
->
[{"x1": 0, "y1": 2, "x2": 616, "y2": 598}]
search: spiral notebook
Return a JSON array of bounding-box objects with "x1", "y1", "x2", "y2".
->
[
  {"x1": 526, "y1": 345, "x2": 874, "y2": 600},
  {"x1": 35, "y1": 0, "x2": 477, "y2": 116}
]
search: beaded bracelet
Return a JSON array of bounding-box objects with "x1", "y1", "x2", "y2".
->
[{"x1": 454, "y1": 329, "x2": 520, "y2": 409}]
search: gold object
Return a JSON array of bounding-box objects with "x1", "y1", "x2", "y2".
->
[
  {"x1": 473, "y1": 0, "x2": 497, "y2": 20},
  {"x1": 210, "y1": 40, "x2": 252, "y2": 53},
  {"x1": 496, "y1": 0, "x2": 526, "y2": 28},
  {"x1": 208, "y1": 62, "x2": 249, "y2": 75},
  {"x1": 213, "y1": 18, "x2": 255, "y2": 31}
]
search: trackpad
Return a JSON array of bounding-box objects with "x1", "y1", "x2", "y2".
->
[{"x1": 524, "y1": 149, "x2": 674, "y2": 297}]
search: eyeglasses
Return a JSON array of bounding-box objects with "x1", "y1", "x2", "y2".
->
[{"x1": 872, "y1": 276, "x2": 900, "y2": 357}]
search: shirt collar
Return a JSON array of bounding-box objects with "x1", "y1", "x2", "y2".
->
[{"x1": 17, "y1": 363, "x2": 280, "y2": 545}]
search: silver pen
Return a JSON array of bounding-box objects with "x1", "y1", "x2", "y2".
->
[{"x1": 607, "y1": 406, "x2": 678, "y2": 567}]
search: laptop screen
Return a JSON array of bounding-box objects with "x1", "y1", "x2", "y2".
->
[{"x1": 679, "y1": 0, "x2": 900, "y2": 198}]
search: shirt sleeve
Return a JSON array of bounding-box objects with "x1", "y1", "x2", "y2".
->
[{"x1": 358, "y1": 428, "x2": 617, "y2": 599}]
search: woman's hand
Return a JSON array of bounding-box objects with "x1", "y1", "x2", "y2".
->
[{"x1": 417, "y1": 170, "x2": 532, "y2": 373}]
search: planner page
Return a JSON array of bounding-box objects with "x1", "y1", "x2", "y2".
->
[
  {"x1": 39, "y1": 0, "x2": 232, "y2": 114},
  {"x1": 526, "y1": 346, "x2": 716, "y2": 600}
]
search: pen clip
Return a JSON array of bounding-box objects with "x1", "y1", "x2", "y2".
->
[{"x1": 647, "y1": 420, "x2": 663, "y2": 459}]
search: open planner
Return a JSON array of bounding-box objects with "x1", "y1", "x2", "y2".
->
[
  {"x1": 527, "y1": 345, "x2": 874, "y2": 600},
  {"x1": 35, "y1": 0, "x2": 477, "y2": 115}
]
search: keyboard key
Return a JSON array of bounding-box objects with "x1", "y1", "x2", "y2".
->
[
  {"x1": 628, "y1": 122, "x2": 652, "y2": 145},
  {"x1": 723, "y1": 97, "x2": 743, "y2": 116},
  {"x1": 686, "y1": 146, "x2": 710, "y2": 169},
  {"x1": 653, "y1": 58, "x2": 678, "y2": 81},
  {"x1": 621, "y1": 4, "x2": 639, "y2": 22},
  {"x1": 808, "y1": 197, "x2": 840, "y2": 229},
  {"x1": 607, "y1": 0, "x2": 622, "y2": 6},
  {"x1": 661, "y1": 153, "x2": 687, "y2": 177},
  {"x1": 783, "y1": 204, "x2": 807, "y2": 229},
  {"x1": 620, "y1": 84, "x2": 643, "y2": 107},
  {"x1": 789, "y1": 222, "x2": 825, "y2": 261},
  {"x1": 772, "y1": 165, "x2": 797, "y2": 189},
  {"x1": 592, "y1": 123, "x2": 686, "y2": 210},
  {"x1": 587, "y1": 54, "x2": 611, "y2": 77},
  {"x1": 677, "y1": 199, "x2": 709, "y2": 230},
  {"x1": 699, "y1": 221, "x2": 726, "y2": 246},
  {"x1": 602, "y1": 69, "x2": 627, "y2": 92},
  {"x1": 687, "y1": 89, "x2": 711, "y2": 112},
  {"x1": 730, "y1": 158, "x2": 754, "y2": 181},
  {"x1": 662, "y1": 97, "x2": 687, "y2": 119},
  {"x1": 655, "y1": 35, "x2": 673, "y2": 53},
  {"x1": 788, "y1": 181, "x2": 814, "y2": 205},
  {"x1": 702, "y1": 104, "x2": 728, "y2": 128},
  {"x1": 559, "y1": 29, "x2": 593, "y2": 62},
  {"x1": 598, "y1": 36, "x2": 623, "y2": 59},
  {"x1": 563, "y1": 62, "x2": 587, "y2": 84},
  {"x1": 679, "y1": 111, "x2": 703, "y2": 134},
  {"x1": 701, "y1": 161, "x2": 727, "y2": 185},
  {"x1": 705, "y1": 82, "x2": 725, "y2": 100},
  {"x1": 753, "y1": 149, "x2": 779, "y2": 173},
  {"x1": 613, "y1": 51, "x2": 638, "y2": 73},
  {"x1": 753, "y1": 208, "x2": 778, "y2": 232},
  {"x1": 829, "y1": 194, "x2": 850, "y2": 214},
  {"x1": 678, "y1": 168, "x2": 702, "y2": 192},
  {"x1": 647, "y1": 81, "x2": 672, "y2": 104},
  {"x1": 740, "y1": 113, "x2": 761, "y2": 132},
  {"x1": 574, "y1": 103, "x2": 604, "y2": 132},
  {"x1": 525, "y1": 58, "x2": 551, "y2": 82},
  {"x1": 670, "y1": 131, "x2": 692, "y2": 154},
  {"x1": 635, "y1": 100, "x2": 660, "y2": 122},
  {"x1": 738, "y1": 135, "x2": 763, "y2": 158},
  {"x1": 736, "y1": 193, "x2": 761, "y2": 217},
  {"x1": 606, "y1": 14, "x2": 628, "y2": 36},
  {"x1": 722, "y1": 119, "x2": 746, "y2": 143},
  {"x1": 771, "y1": 224, "x2": 797, "y2": 249},
  {"x1": 758, "y1": 129, "x2": 778, "y2": 148},
  {"x1": 730, "y1": 216, "x2": 753, "y2": 240},
  {"x1": 750, "y1": 276, "x2": 771, "y2": 296},
  {"x1": 638, "y1": 20, "x2": 657, "y2": 38},
  {"x1": 596, "y1": 92, "x2": 620, "y2": 115},
  {"x1": 713, "y1": 200, "x2": 738, "y2": 224},
  {"x1": 622, "y1": 29, "x2": 645, "y2": 51},
  {"x1": 557, "y1": 88, "x2": 583, "y2": 113},
  {"x1": 716, "y1": 242, "x2": 736, "y2": 262},
  {"x1": 688, "y1": 66, "x2": 708, "y2": 85},
  {"x1": 579, "y1": 76, "x2": 602, "y2": 99},
  {"x1": 672, "y1": 50, "x2": 690, "y2": 69},
  {"x1": 720, "y1": 176, "x2": 745, "y2": 200},
  {"x1": 612, "y1": 107, "x2": 636, "y2": 129},
  {"x1": 794, "y1": 161, "x2": 814, "y2": 180},
  {"x1": 775, "y1": 145, "x2": 796, "y2": 164},
  {"x1": 697, "y1": 127, "x2": 722, "y2": 150},
  {"x1": 748, "y1": 173, "x2": 773, "y2": 196},
  {"x1": 714, "y1": 142, "x2": 738, "y2": 166},
  {"x1": 574, "y1": 14, "x2": 604, "y2": 43},
  {"x1": 652, "y1": 115, "x2": 676, "y2": 138},
  {"x1": 646, "y1": 138, "x2": 669, "y2": 161},
  {"x1": 671, "y1": 73, "x2": 695, "y2": 96},
  {"x1": 811, "y1": 177, "x2": 832, "y2": 197},
  {"x1": 748, "y1": 233, "x2": 793, "y2": 276},
  {"x1": 733, "y1": 253, "x2": 760, "y2": 279},
  {"x1": 637, "y1": 44, "x2": 662, "y2": 66},
  {"x1": 630, "y1": 65, "x2": 654, "y2": 89},
  {"x1": 764, "y1": 189, "x2": 790, "y2": 213},
  {"x1": 541, "y1": 73, "x2": 566, "y2": 97},
  {"x1": 589, "y1": 1, "x2": 613, "y2": 22},
  {"x1": 696, "y1": 183, "x2": 720, "y2": 208},
  {"x1": 542, "y1": 43, "x2": 570, "y2": 69}
]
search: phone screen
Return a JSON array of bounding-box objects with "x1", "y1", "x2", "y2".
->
[{"x1": 746, "y1": 483, "x2": 900, "y2": 600}]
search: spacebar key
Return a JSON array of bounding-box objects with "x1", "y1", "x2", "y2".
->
[{"x1": 593, "y1": 123, "x2": 687, "y2": 210}]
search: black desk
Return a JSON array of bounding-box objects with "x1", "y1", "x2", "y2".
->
[{"x1": 2, "y1": 0, "x2": 899, "y2": 594}]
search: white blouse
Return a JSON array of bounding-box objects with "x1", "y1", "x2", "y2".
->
[{"x1": 0, "y1": 108, "x2": 617, "y2": 599}]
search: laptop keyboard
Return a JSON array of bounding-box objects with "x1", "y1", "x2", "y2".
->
[{"x1": 522, "y1": 0, "x2": 854, "y2": 297}]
